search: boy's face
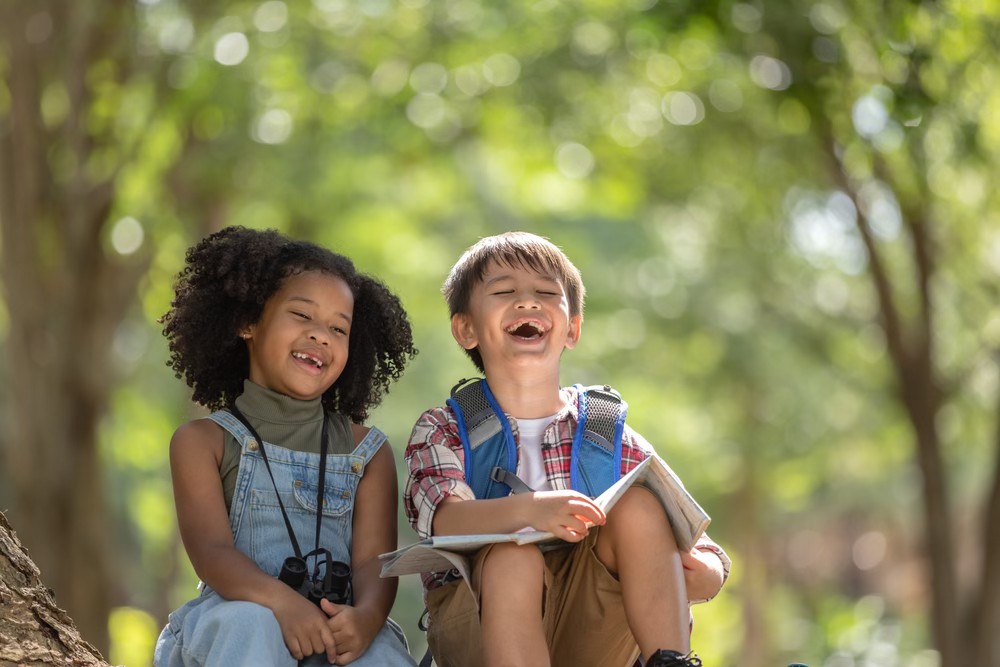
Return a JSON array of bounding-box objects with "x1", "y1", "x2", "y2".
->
[{"x1": 451, "y1": 260, "x2": 581, "y2": 375}]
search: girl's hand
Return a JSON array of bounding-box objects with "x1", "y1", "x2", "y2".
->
[
  {"x1": 680, "y1": 548, "x2": 725, "y2": 601},
  {"x1": 272, "y1": 588, "x2": 338, "y2": 663},
  {"x1": 318, "y1": 599, "x2": 381, "y2": 665},
  {"x1": 526, "y1": 490, "x2": 606, "y2": 542}
]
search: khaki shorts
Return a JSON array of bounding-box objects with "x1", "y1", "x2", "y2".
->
[{"x1": 425, "y1": 527, "x2": 640, "y2": 667}]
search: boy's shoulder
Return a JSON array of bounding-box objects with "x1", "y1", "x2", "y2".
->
[{"x1": 407, "y1": 403, "x2": 460, "y2": 449}]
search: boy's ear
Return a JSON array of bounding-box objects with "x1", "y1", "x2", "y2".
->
[
  {"x1": 451, "y1": 313, "x2": 478, "y2": 350},
  {"x1": 564, "y1": 314, "x2": 582, "y2": 350}
]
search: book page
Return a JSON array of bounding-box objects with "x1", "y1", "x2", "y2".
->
[{"x1": 379, "y1": 455, "x2": 710, "y2": 578}]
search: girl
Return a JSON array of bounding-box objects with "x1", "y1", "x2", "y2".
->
[{"x1": 154, "y1": 226, "x2": 418, "y2": 666}]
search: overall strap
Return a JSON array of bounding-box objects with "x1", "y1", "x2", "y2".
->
[
  {"x1": 222, "y1": 406, "x2": 331, "y2": 561},
  {"x1": 206, "y1": 410, "x2": 256, "y2": 449},
  {"x1": 352, "y1": 426, "x2": 388, "y2": 465},
  {"x1": 447, "y1": 378, "x2": 521, "y2": 499},
  {"x1": 570, "y1": 384, "x2": 627, "y2": 497}
]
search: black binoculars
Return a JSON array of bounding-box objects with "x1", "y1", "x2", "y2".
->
[{"x1": 278, "y1": 548, "x2": 351, "y2": 606}]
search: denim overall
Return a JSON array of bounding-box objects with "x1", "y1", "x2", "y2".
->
[{"x1": 154, "y1": 410, "x2": 415, "y2": 666}]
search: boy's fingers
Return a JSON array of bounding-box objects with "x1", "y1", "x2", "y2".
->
[
  {"x1": 570, "y1": 500, "x2": 605, "y2": 524},
  {"x1": 680, "y1": 549, "x2": 700, "y2": 569},
  {"x1": 559, "y1": 527, "x2": 587, "y2": 542}
]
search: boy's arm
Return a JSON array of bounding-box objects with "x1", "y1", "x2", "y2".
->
[
  {"x1": 404, "y1": 407, "x2": 477, "y2": 539},
  {"x1": 433, "y1": 491, "x2": 605, "y2": 542},
  {"x1": 405, "y1": 407, "x2": 605, "y2": 541}
]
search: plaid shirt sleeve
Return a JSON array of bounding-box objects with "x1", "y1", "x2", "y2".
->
[
  {"x1": 619, "y1": 423, "x2": 652, "y2": 476},
  {"x1": 404, "y1": 406, "x2": 476, "y2": 540},
  {"x1": 622, "y1": 424, "x2": 732, "y2": 602}
]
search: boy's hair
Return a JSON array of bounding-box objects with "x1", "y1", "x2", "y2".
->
[
  {"x1": 161, "y1": 226, "x2": 416, "y2": 422},
  {"x1": 442, "y1": 231, "x2": 585, "y2": 372}
]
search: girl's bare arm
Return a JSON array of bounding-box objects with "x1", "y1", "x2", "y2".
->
[{"x1": 170, "y1": 419, "x2": 335, "y2": 660}]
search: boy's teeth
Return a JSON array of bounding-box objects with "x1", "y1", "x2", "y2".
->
[{"x1": 506, "y1": 321, "x2": 544, "y2": 337}]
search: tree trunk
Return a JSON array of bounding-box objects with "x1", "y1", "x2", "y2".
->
[{"x1": 0, "y1": 512, "x2": 112, "y2": 667}]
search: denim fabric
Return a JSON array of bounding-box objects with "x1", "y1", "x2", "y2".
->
[{"x1": 155, "y1": 410, "x2": 415, "y2": 666}]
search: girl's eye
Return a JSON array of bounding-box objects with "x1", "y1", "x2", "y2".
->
[
  {"x1": 491, "y1": 290, "x2": 514, "y2": 296},
  {"x1": 331, "y1": 327, "x2": 348, "y2": 336},
  {"x1": 292, "y1": 311, "x2": 310, "y2": 320}
]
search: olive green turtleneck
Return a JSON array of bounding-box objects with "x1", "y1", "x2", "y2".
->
[{"x1": 220, "y1": 379, "x2": 355, "y2": 510}]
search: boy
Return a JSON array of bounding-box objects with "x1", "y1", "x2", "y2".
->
[{"x1": 404, "y1": 232, "x2": 730, "y2": 667}]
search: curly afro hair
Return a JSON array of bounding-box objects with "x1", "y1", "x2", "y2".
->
[{"x1": 161, "y1": 226, "x2": 417, "y2": 423}]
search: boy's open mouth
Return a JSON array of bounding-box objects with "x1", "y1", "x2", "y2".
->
[
  {"x1": 291, "y1": 351, "x2": 325, "y2": 369},
  {"x1": 505, "y1": 320, "x2": 546, "y2": 340}
]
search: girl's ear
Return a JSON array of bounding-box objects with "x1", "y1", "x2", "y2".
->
[
  {"x1": 564, "y1": 314, "x2": 582, "y2": 350},
  {"x1": 451, "y1": 313, "x2": 478, "y2": 350}
]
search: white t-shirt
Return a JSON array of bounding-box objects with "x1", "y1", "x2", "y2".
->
[{"x1": 516, "y1": 415, "x2": 557, "y2": 492}]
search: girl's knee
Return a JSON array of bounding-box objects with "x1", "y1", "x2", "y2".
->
[{"x1": 202, "y1": 600, "x2": 282, "y2": 637}]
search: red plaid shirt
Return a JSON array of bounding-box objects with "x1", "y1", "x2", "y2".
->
[{"x1": 404, "y1": 385, "x2": 731, "y2": 596}]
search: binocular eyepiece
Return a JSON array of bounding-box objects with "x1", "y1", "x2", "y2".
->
[{"x1": 278, "y1": 548, "x2": 351, "y2": 606}]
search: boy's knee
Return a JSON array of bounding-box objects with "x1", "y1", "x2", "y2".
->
[
  {"x1": 480, "y1": 543, "x2": 544, "y2": 583},
  {"x1": 484, "y1": 542, "x2": 544, "y2": 566},
  {"x1": 609, "y1": 486, "x2": 668, "y2": 523},
  {"x1": 598, "y1": 488, "x2": 678, "y2": 564}
]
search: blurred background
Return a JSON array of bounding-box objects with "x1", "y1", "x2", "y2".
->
[{"x1": 1, "y1": 0, "x2": 997, "y2": 666}]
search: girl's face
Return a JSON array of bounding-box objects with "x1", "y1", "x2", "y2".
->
[{"x1": 243, "y1": 270, "x2": 354, "y2": 401}]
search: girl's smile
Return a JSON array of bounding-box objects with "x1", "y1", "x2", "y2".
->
[{"x1": 244, "y1": 270, "x2": 354, "y2": 401}]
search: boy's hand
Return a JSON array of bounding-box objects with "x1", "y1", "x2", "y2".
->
[
  {"x1": 528, "y1": 490, "x2": 606, "y2": 542},
  {"x1": 681, "y1": 548, "x2": 725, "y2": 601},
  {"x1": 319, "y1": 599, "x2": 381, "y2": 665},
  {"x1": 271, "y1": 588, "x2": 338, "y2": 662}
]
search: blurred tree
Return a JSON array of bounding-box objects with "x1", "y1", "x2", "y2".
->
[{"x1": 0, "y1": 0, "x2": 156, "y2": 654}]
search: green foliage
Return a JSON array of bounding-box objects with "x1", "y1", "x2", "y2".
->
[{"x1": 5, "y1": 0, "x2": 1000, "y2": 664}]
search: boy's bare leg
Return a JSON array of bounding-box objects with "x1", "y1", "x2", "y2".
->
[
  {"x1": 594, "y1": 487, "x2": 689, "y2": 660},
  {"x1": 479, "y1": 542, "x2": 550, "y2": 667}
]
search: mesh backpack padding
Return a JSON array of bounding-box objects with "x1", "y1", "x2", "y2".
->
[
  {"x1": 454, "y1": 383, "x2": 493, "y2": 431},
  {"x1": 582, "y1": 388, "x2": 622, "y2": 451}
]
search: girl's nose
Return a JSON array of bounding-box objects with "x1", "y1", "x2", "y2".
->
[{"x1": 308, "y1": 328, "x2": 330, "y2": 345}]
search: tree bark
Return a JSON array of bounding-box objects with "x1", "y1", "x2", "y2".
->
[{"x1": 0, "y1": 512, "x2": 112, "y2": 667}]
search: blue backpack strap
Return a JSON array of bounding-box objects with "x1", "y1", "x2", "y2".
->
[
  {"x1": 570, "y1": 384, "x2": 627, "y2": 497},
  {"x1": 446, "y1": 378, "x2": 519, "y2": 499}
]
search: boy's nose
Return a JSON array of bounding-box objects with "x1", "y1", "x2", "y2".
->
[{"x1": 515, "y1": 294, "x2": 541, "y2": 308}]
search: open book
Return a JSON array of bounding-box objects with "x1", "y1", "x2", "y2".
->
[{"x1": 379, "y1": 454, "x2": 710, "y2": 580}]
